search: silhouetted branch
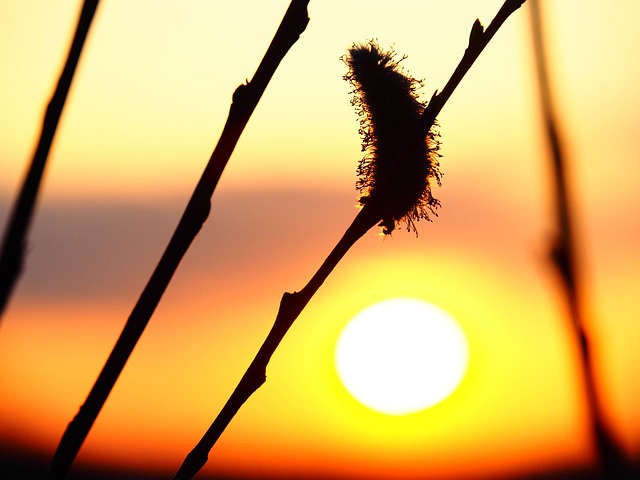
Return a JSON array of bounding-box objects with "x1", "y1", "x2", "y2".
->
[
  {"x1": 0, "y1": 0, "x2": 99, "y2": 320},
  {"x1": 174, "y1": 3, "x2": 526, "y2": 479},
  {"x1": 44, "y1": 2, "x2": 310, "y2": 479},
  {"x1": 401, "y1": 0, "x2": 526, "y2": 159},
  {"x1": 173, "y1": 204, "x2": 380, "y2": 480},
  {"x1": 528, "y1": 1, "x2": 632, "y2": 477}
]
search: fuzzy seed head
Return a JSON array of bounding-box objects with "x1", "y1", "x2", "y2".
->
[{"x1": 343, "y1": 40, "x2": 442, "y2": 235}]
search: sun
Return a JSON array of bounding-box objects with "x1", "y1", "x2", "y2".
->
[{"x1": 334, "y1": 298, "x2": 469, "y2": 415}]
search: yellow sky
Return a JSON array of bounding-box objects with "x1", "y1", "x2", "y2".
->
[{"x1": 1, "y1": 1, "x2": 639, "y2": 478}]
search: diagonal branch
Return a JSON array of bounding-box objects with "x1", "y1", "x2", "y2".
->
[
  {"x1": 401, "y1": 0, "x2": 527, "y2": 160},
  {"x1": 173, "y1": 2, "x2": 527, "y2": 479},
  {"x1": 0, "y1": 0, "x2": 100, "y2": 320},
  {"x1": 173, "y1": 204, "x2": 380, "y2": 480},
  {"x1": 44, "y1": 2, "x2": 310, "y2": 479}
]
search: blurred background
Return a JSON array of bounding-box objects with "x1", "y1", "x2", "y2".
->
[{"x1": 1, "y1": 1, "x2": 639, "y2": 478}]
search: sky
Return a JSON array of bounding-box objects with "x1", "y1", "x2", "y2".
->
[{"x1": 1, "y1": 0, "x2": 639, "y2": 479}]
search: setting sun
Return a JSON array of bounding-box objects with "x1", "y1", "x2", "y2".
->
[{"x1": 334, "y1": 298, "x2": 469, "y2": 415}]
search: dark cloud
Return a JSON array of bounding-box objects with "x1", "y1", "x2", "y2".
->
[{"x1": 0, "y1": 187, "x2": 356, "y2": 303}]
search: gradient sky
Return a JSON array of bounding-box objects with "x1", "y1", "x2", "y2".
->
[{"x1": 1, "y1": 1, "x2": 639, "y2": 479}]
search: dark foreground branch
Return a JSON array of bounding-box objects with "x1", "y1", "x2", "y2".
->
[
  {"x1": 174, "y1": 2, "x2": 526, "y2": 478},
  {"x1": 45, "y1": 2, "x2": 310, "y2": 479},
  {"x1": 173, "y1": 205, "x2": 380, "y2": 480},
  {"x1": 403, "y1": 0, "x2": 526, "y2": 157},
  {"x1": 0, "y1": 0, "x2": 99, "y2": 320},
  {"x1": 528, "y1": 1, "x2": 632, "y2": 477}
]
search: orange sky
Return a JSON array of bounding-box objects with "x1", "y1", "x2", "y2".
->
[{"x1": 1, "y1": 1, "x2": 639, "y2": 478}]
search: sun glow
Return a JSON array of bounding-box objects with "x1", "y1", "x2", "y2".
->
[{"x1": 334, "y1": 298, "x2": 469, "y2": 415}]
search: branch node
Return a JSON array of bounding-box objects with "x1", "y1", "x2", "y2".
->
[{"x1": 469, "y1": 18, "x2": 485, "y2": 46}]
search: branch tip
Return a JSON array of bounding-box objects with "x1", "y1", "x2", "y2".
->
[{"x1": 469, "y1": 18, "x2": 484, "y2": 45}]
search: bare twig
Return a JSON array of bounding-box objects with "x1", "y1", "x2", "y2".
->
[
  {"x1": 174, "y1": 2, "x2": 526, "y2": 479},
  {"x1": 401, "y1": 0, "x2": 527, "y2": 160},
  {"x1": 528, "y1": 1, "x2": 632, "y2": 476},
  {"x1": 44, "y1": 2, "x2": 310, "y2": 479},
  {"x1": 0, "y1": 0, "x2": 99, "y2": 320},
  {"x1": 173, "y1": 204, "x2": 380, "y2": 480}
]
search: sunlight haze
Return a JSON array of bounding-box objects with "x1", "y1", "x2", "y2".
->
[{"x1": 1, "y1": 1, "x2": 639, "y2": 479}]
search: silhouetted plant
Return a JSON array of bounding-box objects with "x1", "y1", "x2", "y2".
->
[
  {"x1": 344, "y1": 40, "x2": 442, "y2": 235},
  {"x1": 44, "y1": 2, "x2": 310, "y2": 479},
  {"x1": 528, "y1": 1, "x2": 632, "y2": 477},
  {"x1": 173, "y1": 2, "x2": 526, "y2": 479},
  {"x1": 0, "y1": 0, "x2": 99, "y2": 320}
]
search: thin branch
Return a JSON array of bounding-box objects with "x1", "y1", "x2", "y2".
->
[
  {"x1": 528, "y1": 1, "x2": 632, "y2": 476},
  {"x1": 44, "y1": 2, "x2": 310, "y2": 479},
  {"x1": 402, "y1": 0, "x2": 527, "y2": 159},
  {"x1": 173, "y1": 204, "x2": 380, "y2": 480},
  {"x1": 173, "y1": 2, "x2": 526, "y2": 479},
  {"x1": 0, "y1": 0, "x2": 99, "y2": 320}
]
